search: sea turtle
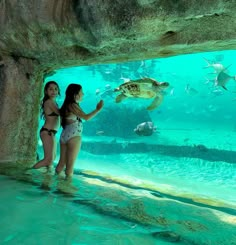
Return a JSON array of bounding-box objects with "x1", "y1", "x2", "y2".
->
[{"x1": 114, "y1": 78, "x2": 169, "y2": 110}]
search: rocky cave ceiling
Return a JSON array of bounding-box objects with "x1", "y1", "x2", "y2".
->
[{"x1": 0, "y1": 0, "x2": 236, "y2": 70}]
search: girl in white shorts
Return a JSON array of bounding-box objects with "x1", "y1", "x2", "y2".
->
[
  {"x1": 60, "y1": 118, "x2": 83, "y2": 144},
  {"x1": 55, "y1": 84, "x2": 104, "y2": 179}
]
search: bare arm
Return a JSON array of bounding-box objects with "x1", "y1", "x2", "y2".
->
[{"x1": 69, "y1": 100, "x2": 104, "y2": 121}]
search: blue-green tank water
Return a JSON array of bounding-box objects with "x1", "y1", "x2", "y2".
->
[
  {"x1": 41, "y1": 50, "x2": 236, "y2": 202},
  {"x1": 1, "y1": 50, "x2": 235, "y2": 245}
]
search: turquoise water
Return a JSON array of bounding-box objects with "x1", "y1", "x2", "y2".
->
[
  {"x1": 41, "y1": 49, "x2": 236, "y2": 203},
  {"x1": 1, "y1": 50, "x2": 236, "y2": 244}
]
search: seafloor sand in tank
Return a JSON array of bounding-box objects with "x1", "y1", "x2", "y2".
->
[{"x1": 75, "y1": 127, "x2": 236, "y2": 205}]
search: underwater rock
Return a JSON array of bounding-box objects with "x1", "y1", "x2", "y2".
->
[
  {"x1": 194, "y1": 144, "x2": 208, "y2": 152},
  {"x1": 81, "y1": 141, "x2": 236, "y2": 164}
]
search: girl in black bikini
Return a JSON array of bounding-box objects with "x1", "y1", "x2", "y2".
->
[{"x1": 32, "y1": 81, "x2": 60, "y2": 170}]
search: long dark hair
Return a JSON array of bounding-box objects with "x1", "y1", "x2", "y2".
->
[
  {"x1": 41, "y1": 81, "x2": 60, "y2": 118},
  {"x1": 60, "y1": 84, "x2": 82, "y2": 128}
]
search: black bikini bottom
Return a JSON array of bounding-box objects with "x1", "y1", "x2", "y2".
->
[{"x1": 40, "y1": 127, "x2": 57, "y2": 136}]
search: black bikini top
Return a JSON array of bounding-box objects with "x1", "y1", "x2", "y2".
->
[{"x1": 47, "y1": 112, "x2": 59, "y2": 117}]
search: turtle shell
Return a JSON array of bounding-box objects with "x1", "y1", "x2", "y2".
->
[{"x1": 119, "y1": 82, "x2": 156, "y2": 98}]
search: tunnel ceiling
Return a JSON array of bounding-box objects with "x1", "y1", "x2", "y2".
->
[{"x1": 0, "y1": 0, "x2": 236, "y2": 69}]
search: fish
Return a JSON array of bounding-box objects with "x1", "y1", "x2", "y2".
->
[
  {"x1": 95, "y1": 89, "x2": 100, "y2": 95},
  {"x1": 203, "y1": 58, "x2": 225, "y2": 73},
  {"x1": 185, "y1": 84, "x2": 198, "y2": 95},
  {"x1": 215, "y1": 71, "x2": 236, "y2": 90},
  {"x1": 134, "y1": 121, "x2": 156, "y2": 136},
  {"x1": 96, "y1": 130, "x2": 105, "y2": 136},
  {"x1": 211, "y1": 89, "x2": 223, "y2": 96},
  {"x1": 95, "y1": 84, "x2": 114, "y2": 98}
]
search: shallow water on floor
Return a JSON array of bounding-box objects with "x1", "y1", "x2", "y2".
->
[
  {"x1": 1, "y1": 166, "x2": 236, "y2": 245},
  {"x1": 0, "y1": 175, "x2": 165, "y2": 245}
]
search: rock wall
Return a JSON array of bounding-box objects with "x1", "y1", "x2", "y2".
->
[
  {"x1": 0, "y1": 56, "x2": 42, "y2": 165},
  {"x1": 1, "y1": 0, "x2": 236, "y2": 66},
  {"x1": 0, "y1": 0, "x2": 236, "y2": 166}
]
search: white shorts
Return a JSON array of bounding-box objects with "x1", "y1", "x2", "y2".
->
[{"x1": 60, "y1": 121, "x2": 83, "y2": 144}]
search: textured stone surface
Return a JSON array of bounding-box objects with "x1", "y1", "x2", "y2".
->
[
  {"x1": 0, "y1": 56, "x2": 42, "y2": 164},
  {"x1": 1, "y1": 0, "x2": 236, "y2": 66},
  {"x1": 0, "y1": 0, "x2": 236, "y2": 165}
]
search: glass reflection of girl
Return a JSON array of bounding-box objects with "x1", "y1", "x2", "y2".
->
[{"x1": 32, "y1": 81, "x2": 60, "y2": 170}]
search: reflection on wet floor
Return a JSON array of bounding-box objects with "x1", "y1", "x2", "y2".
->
[{"x1": 0, "y1": 168, "x2": 236, "y2": 245}]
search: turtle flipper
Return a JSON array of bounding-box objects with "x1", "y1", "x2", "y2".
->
[
  {"x1": 147, "y1": 94, "x2": 163, "y2": 110},
  {"x1": 115, "y1": 93, "x2": 128, "y2": 103}
]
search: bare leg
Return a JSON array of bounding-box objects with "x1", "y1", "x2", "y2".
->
[
  {"x1": 65, "y1": 136, "x2": 82, "y2": 178},
  {"x1": 53, "y1": 137, "x2": 57, "y2": 161},
  {"x1": 55, "y1": 141, "x2": 67, "y2": 174},
  {"x1": 32, "y1": 131, "x2": 55, "y2": 169}
]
